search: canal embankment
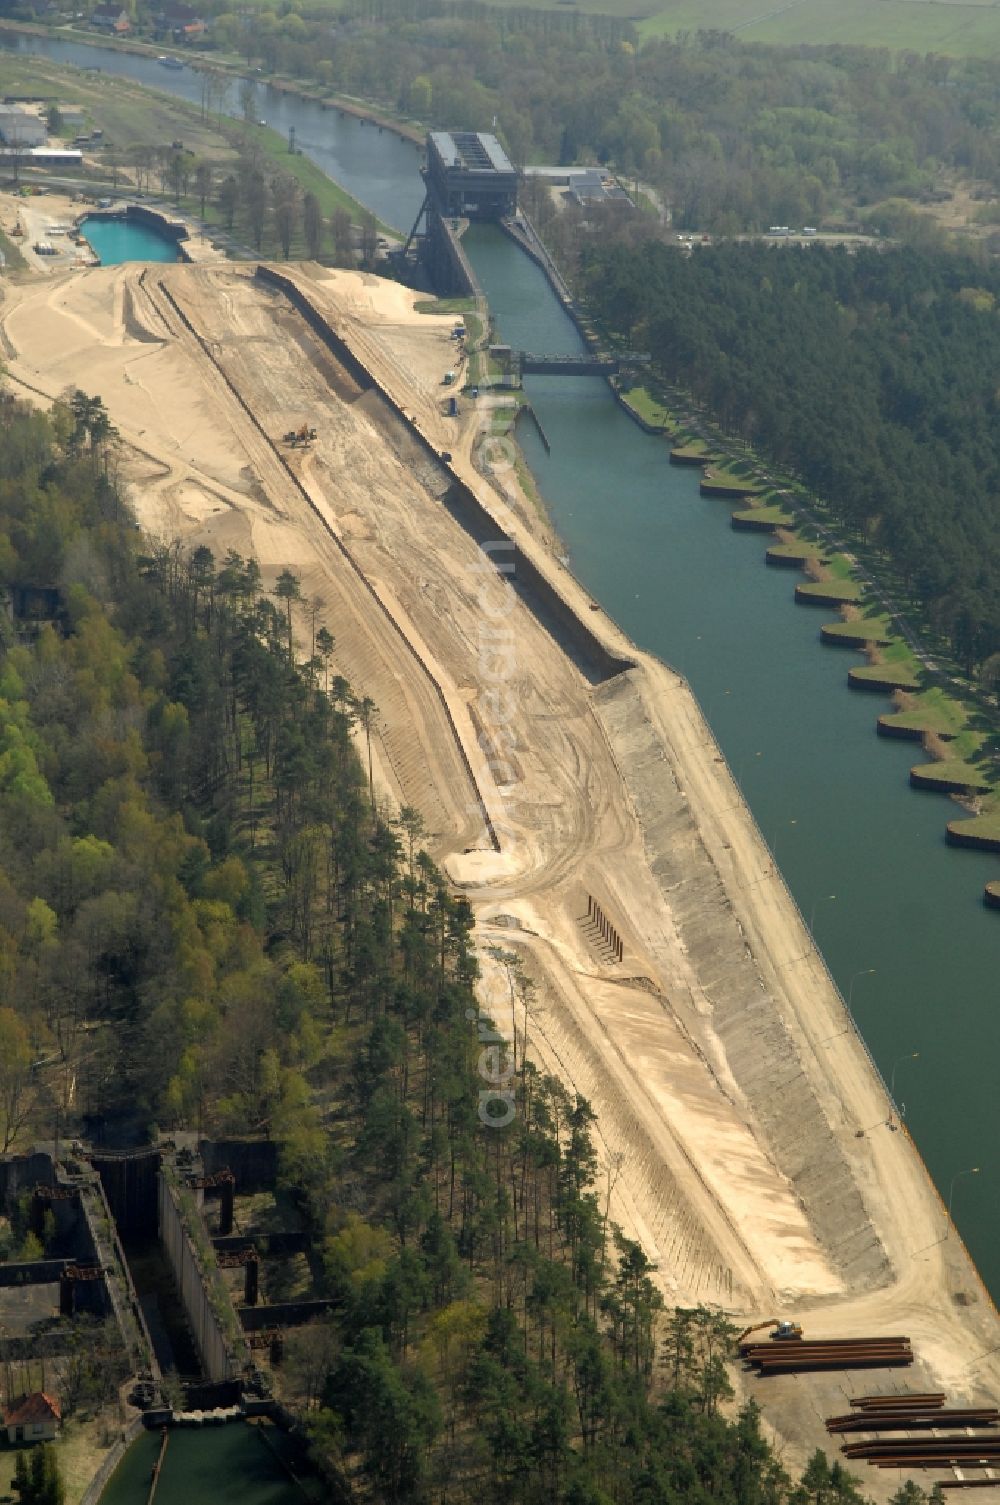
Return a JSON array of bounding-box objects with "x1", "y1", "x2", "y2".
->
[{"x1": 490, "y1": 210, "x2": 1000, "y2": 874}]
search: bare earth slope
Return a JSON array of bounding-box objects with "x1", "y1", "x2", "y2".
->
[{"x1": 3, "y1": 261, "x2": 997, "y2": 1487}]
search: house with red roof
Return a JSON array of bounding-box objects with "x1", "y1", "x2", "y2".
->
[
  {"x1": 89, "y1": 4, "x2": 131, "y2": 33},
  {"x1": 2, "y1": 1392, "x2": 61, "y2": 1445}
]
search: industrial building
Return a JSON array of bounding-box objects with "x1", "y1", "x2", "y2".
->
[
  {"x1": 425, "y1": 131, "x2": 518, "y2": 220},
  {"x1": 0, "y1": 108, "x2": 47, "y2": 148},
  {"x1": 523, "y1": 164, "x2": 633, "y2": 209}
]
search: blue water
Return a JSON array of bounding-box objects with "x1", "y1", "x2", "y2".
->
[{"x1": 80, "y1": 215, "x2": 181, "y2": 264}]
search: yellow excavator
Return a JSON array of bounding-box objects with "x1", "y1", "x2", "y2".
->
[{"x1": 737, "y1": 1318, "x2": 803, "y2": 1345}]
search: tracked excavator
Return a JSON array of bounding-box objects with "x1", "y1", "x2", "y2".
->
[{"x1": 737, "y1": 1319, "x2": 803, "y2": 1345}]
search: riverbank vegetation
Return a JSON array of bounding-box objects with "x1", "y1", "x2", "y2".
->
[
  {"x1": 589, "y1": 238, "x2": 1000, "y2": 845},
  {"x1": 0, "y1": 51, "x2": 389, "y2": 256},
  {"x1": 43, "y1": 10, "x2": 1000, "y2": 242},
  {"x1": 581, "y1": 236, "x2": 1000, "y2": 679},
  {"x1": 1, "y1": 390, "x2": 949, "y2": 1502}
]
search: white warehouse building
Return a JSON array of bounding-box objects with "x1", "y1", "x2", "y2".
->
[{"x1": 0, "y1": 109, "x2": 48, "y2": 147}]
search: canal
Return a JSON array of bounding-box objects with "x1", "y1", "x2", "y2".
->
[
  {"x1": 97, "y1": 1423, "x2": 318, "y2": 1505},
  {"x1": 3, "y1": 28, "x2": 998, "y2": 1297}
]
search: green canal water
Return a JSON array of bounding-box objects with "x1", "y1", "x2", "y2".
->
[
  {"x1": 462, "y1": 221, "x2": 1000, "y2": 1298},
  {"x1": 98, "y1": 1423, "x2": 315, "y2": 1504},
  {"x1": 79, "y1": 216, "x2": 182, "y2": 266}
]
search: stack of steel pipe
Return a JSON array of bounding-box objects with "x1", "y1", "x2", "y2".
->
[
  {"x1": 851, "y1": 1394, "x2": 945, "y2": 1407},
  {"x1": 841, "y1": 1438, "x2": 1000, "y2": 1469},
  {"x1": 741, "y1": 1336, "x2": 913, "y2": 1374},
  {"x1": 828, "y1": 1408, "x2": 1000, "y2": 1434}
]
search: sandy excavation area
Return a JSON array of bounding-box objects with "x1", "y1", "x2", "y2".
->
[{"x1": 2, "y1": 258, "x2": 998, "y2": 1487}]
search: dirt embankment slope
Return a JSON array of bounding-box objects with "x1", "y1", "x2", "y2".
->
[{"x1": 2, "y1": 261, "x2": 996, "y2": 1489}]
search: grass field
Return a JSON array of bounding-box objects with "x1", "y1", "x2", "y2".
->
[
  {"x1": 618, "y1": 384, "x2": 671, "y2": 428},
  {"x1": 481, "y1": 0, "x2": 1000, "y2": 56},
  {"x1": 950, "y1": 806, "x2": 1000, "y2": 842},
  {"x1": 0, "y1": 53, "x2": 232, "y2": 161},
  {"x1": 0, "y1": 52, "x2": 390, "y2": 237},
  {"x1": 881, "y1": 686, "x2": 969, "y2": 738}
]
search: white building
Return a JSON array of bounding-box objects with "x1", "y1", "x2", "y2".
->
[{"x1": 0, "y1": 109, "x2": 48, "y2": 148}]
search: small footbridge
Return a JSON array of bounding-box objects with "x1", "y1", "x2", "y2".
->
[{"x1": 509, "y1": 350, "x2": 650, "y2": 378}]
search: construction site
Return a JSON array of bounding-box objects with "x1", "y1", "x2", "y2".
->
[{"x1": 1, "y1": 254, "x2": 998, "y2": 1493}]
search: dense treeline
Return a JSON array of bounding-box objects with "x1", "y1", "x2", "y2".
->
[
  {"x1": 111, "y1": 1, "x2": 1000, "y2": 232},
  {"x1": 580, "y1": 239, "x2": 1000, "y2": 675},
  {"x1": 0, "y1": 393, "x2": 951, "y2": 1502},
  {"x1": 0, "y1": 388, "x2": 362, "y2": 1145}
]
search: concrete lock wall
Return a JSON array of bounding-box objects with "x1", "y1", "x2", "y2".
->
[
  {"x1": 239, "y1": 1298, "x2": 335, "y2": 1332},
  {"x1": 200, "y1": 1139, "x2": 278, "y2": 1194},
  {"x1": 424, "y1": 210, "x2": 481, "y2": 298},
  {"x1": 0, "y1": 1151, "x2": 54, "y2": 1213},
  {"x1": 0, "y1": 1258, "x2": 68, "y2": 1286},
  {"x1": 91, "y1": 1150, "x2": 161, "y2": 1242},
  {"x1": 157, "y1": 1174, "x2": 236, "y2": 1382},
  {"x1": 78, "y1": 1416, "x2": 145, "y2": 1505},
  {"x1": 254, "y1": 267, "x2": 634, "y2": 688}
]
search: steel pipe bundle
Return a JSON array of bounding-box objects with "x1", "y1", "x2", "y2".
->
[
  {"x1": 742, "y1": 1336, "x2": 913, "y2": 1375},
  {"x1": 874, "y1": 1461, "x2": 1000, "y2": 1471},
  {"x1": 849, "y1": 1393, "x2": 945, "y2": 1410},
  {"x1": 841, "y1": 1438, "x2": 1000, "y2": 1467},
  {"x1": 827, "y1": 1409, "x2": 1000, "y2": 1434}
]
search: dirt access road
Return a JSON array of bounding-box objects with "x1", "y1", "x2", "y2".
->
[{"x1": 2, "y1": 261, "x2": 997, "y2": 1490}]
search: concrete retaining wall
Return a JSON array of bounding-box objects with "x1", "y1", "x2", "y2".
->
[
  {"x1": 125, "y1": 204, "x2": 187, "y2": 242},
  {"x1": 946, "y1": 823, "x2": 1000, "y2": 853},
  {"x1": 79, "y1": 1416, "x2": 146, "y2": 1505},
  {"x1": 795, "y1": 584, "x2": 855, "y2": 603},
  {"x1": 254, "y1": 265, "x2": 634, "y2": 688},
  {"x1": 876, "y1": 718, "x2": 924, "y2": 741},
  {"x1": 848, "y1": 668, "x2": 918, "y2": 693},
  {"x1": 92, "y1": 1150, "x2": 161, "y2": 1241},
  {"x1": 0, "y1": 1151, "x2": 54, "y2": 1212},
  {"x1": 424, "y1": 209, "x2": 480, "y2": 298},
  {"x1": 611, "y1": 388, "x2": 668, "y2": 435},
  {"x1": 158, "y1": 1174, "x2": 240, "y2": 1382},
  {"x1": 820, "y1": 624, "x2": 890, "y2": 648},
  {"x1": 731, "y1": 513, "x2": 778, "y2": 534},
  {"x1": 239, "y1": 1298, "x2": 336, "y2": 1331},
  {"x1": 78, "y1": 1174, "x2": 154, "y2": 1371},
  {"x1": 700, "y1": 479, "x2": 759, "y2": 498},
  {"x1": 200, "y1": 1140, "x2": 277, "y2": 1194},
  {"x1": 0, "y1": 1258, "x2": 68, "y2": 1285},
  {"x1": 909, "y1": 766, "x2": 984, "y2": 795}
]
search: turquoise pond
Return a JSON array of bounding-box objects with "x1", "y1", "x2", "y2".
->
[{"x1": 80, "y1": 215, "x2": 182, "y2": 265}]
